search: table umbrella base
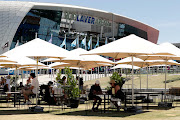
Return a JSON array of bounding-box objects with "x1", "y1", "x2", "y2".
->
[
  {"x1": 158, "y1": 102, "x2": 172, "y2": 108},
  {"x1": 124, "y1": 106, "x2": 142, "y2": 113},
  {"x1": 29, "y1": 106, "x2": 44, "y2": 112}
]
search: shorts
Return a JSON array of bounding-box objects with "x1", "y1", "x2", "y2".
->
[{"x1": 22, "y1": 89, "x2": 34, "y2": 96}]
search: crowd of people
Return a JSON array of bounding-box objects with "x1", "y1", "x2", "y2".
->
[{"x1": 0, "y1": 72, "x2": 125, "y2": 111}]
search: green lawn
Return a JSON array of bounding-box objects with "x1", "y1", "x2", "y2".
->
[{"x1": 84, "y1": 73, "x2": 180, "y2": 89}]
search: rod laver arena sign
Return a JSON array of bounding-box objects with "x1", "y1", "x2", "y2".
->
[{"x1": 62, "y1": 12, "x2": 111, "y2": 27}]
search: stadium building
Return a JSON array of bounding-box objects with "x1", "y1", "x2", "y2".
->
[{"x1": 0, "y1": 1, "x2": 159, "y2": 54}]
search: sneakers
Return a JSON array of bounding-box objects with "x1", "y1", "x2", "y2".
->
[{"x1": 92, "y1": 107, "x2": 98, "y2": 112}]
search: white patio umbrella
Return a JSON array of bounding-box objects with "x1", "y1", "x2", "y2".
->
[
  {"x1": 138, "y1": 55, "x2": 180, "y2": 98},
  {"x1": 44, "y1": 48, "x2": 114, "y2": 65},
  {"x1": 44, "y1": 48, "x2": 114, "y2": 78},
  {"x1": 83, "y1": 34, "x2": 170, "y2": 106},
  {"x1": 116, "y1": 57, "x2": 180, "y2": 90},
  {"x1": 111, "y1": 64, "x2": 140, "y2": 69},
  {"x1": 159, "y1": 42, "x2": 180, "y2": 56},
  {"x1": 2, "y1": 38, "x2": 70, "y2": 107},
  {"x1": 0, "y1": 56, "x2": 46, "y2": 89},
  {"x1": 0, "y1": 57, "x2": 17, "y2": 63}
]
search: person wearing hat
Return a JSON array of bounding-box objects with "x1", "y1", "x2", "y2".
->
[
  {"x1": 88, "y1": 80, "x2": 102, "y2": 112},
  {"x1": 109, "y1": 79, "x2": 125, "y2": 111}
]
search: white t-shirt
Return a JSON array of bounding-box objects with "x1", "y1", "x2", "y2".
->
[
  {"x1": 31, "y1": 77, "x2": 39, "y2": 94},
  {"x1": 6, "y1": 79, "x2": 11, "y2": 92},
  {"x1": 52, "y1": 84, "x2": 63, "y2": 96},
  {"x1": 6, "y1": 79, "x2": 10, "y2": 85}
]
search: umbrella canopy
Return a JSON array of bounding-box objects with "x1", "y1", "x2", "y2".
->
[
  {"x1": 138, "y1": 54, "x2": 180, "y2": 99},
  {"x1": 111, "y1": 64, "x2": 140, "y2": 69},
  {"x1": 0, "y1": 55, "x2": 7, "y2": 57},
  {"x1": 8, "y1": 56, "x2": 46, "y2": 67},
  {"x1": 116, "y1": 57, "x2": 179, "y2": 68},
  {"x1": 48, "y1": 62, "x2": 69, "y2": 68},
  {"x1": 0, "y1": 57, "x2": 16, "y2": 63},
  {"x1": 3, "y1": 38, "x2": 70, "y2": 59},
  {"x1": 159, "y1": 42, "x2": 180, "y2": 56},
  {"x1": 43, "y1": 48, "x2": 114, "y2": 69},
  {"x1": 138, "y1": 55, "x2": 180, "y2": 61},
  {"x1": 0, "y1": 62, "x2": 21, "y2": 68},
  {"x1": 148, "y1": 60, "x2": 180, "y2": 66},
  {"x1": 83, "y1": 34, "x2": 172, "y2": 58}
]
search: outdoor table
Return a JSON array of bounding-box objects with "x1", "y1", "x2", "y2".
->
[
  {"x1": 0, "y1": 88, "x2": 3, "y2": 92},
  {"x1": 5, "y1": 92, "x2": 20, "y2": 107},
  {"x1": 136, "y1": 91, "x2": 163, "y2": 109},
  {"x1": 97, "y1": 93, "x2": 111, "y2": 113}
]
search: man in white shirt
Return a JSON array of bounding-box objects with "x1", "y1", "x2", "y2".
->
[{"x1": 22, "y1": 73, "x2": 39, "y2": 104}]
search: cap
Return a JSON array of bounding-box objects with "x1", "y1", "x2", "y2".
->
[
  {"x1": 110, "y1": 80, "x2": 116, "y2": 84},
  {"x1": 95, "y1": 80, "x2": 100, "y2": 84}
]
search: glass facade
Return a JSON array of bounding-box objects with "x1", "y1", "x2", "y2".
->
[
  {"x1": 11, "y1": 9, "x2": 148, "y2": 51},
  {"x1": 117, "y1": 23, "x2": 148, "y2": 40},
  {"x1": 10, "y1": 9, "x2": 62, "y2": 49}
]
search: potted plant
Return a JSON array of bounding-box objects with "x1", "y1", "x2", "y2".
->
[
  {"x1": 110, "y1": 72, "x2": 125, "y2": 87},
  {"x1": 64, "y1": 67, "x2": 80, "y2": 108},
  {"x1": 56, "y1": 69, "x2": 63, "y2": 85}
]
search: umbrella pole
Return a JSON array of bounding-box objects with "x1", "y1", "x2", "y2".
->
[
  {"x1": 22, "y1": 70, "x2": 23, "y2": 85},
  {"x1": 15, "y1": 66, "x2": 17, "y2": 92},
  {"x1": 147, "y1": 66, "x2": 149, "y2": 89},
  {"x1": 91, "y1": 68, "x2": 92, "y2": 80},
  {"x1": 140, "y1": 68, "x2": 141, "y2": 91},
  {"x1": 51, "y1": 62, "x2": 52, "y2": 81},
  {"x1": 131, "y1": 56, "x2": 134, "y2": 106},
  {"x1": 98, "y1": 67, "x2": 99, "y2": 79},
  {"x1": 164, "y1": 61, "x2": 167, "y2": 101},
  {"x1": 36, "y1": 58, "x2": 38, "y2": 106},
  {"x1": 126, "y1": 68, "x2": 127, "y2": 78}
]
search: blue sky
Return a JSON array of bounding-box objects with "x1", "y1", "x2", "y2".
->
[{"x1": 6, "y1": 0, "x2": 180, "y2": 44}]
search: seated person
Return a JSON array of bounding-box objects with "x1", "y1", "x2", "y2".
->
[
  {"x1": 5, "y1": 75, "x2": 11, "y2": 101},
  {"x1": 62, "y1": 76, "x2": 66, "y2": 85},
  {"x1": 18, "y1": 82, "x2": 24, "y2": 90},
  {"x1": 44, "y1": 81, "x2": 57, "y2": 105},
  {"x1": 79, "y1": 77, "x2": 84, "y2": 93},
  {"x1": 108, "y1": 80, "x2": 125, "y2": 111},
  {"x1": 52, "y1": 83, "x2": 64, "y2": 105},
  {"x1": 23, "y1": 77, "x2": 31, "y2": 90},
  {"x1": 22, "y1": 73, "x2": 39, "y2": 104},
  {"x1": 88, "y1": 80, "x2": 102, "y2": 112},
  {"x1": 1, "y1": 77, "x2": 7, "y2": 92}
]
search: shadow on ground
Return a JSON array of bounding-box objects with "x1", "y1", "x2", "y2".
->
[
  {"x1": 0, "y1": 109, "x2": 49, "y2": 115},
  {"x1": 55, "y1": 109, "x2": 148, "y2": 118},
  {"x1": 142, "y1": 106, "x2": 173, "y2": 110}
]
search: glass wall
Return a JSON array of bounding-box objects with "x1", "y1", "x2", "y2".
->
[
  {"x1": 117, "y1": 23, "x2": 148, "y2": 40},
  {"x1": 11, "y1": 9, "x2": 148, "y2": 51},
  {"x1": 10, "y1": 9, "x2": 62, "y2": 50}
]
